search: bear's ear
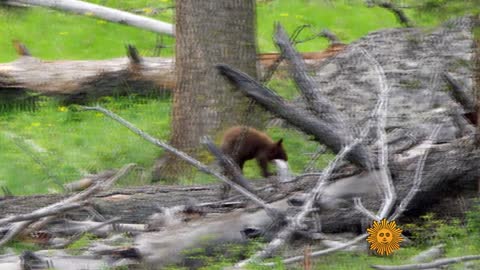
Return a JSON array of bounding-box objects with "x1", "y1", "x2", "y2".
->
[{"x1": 276, "y1": 138, "x2": 283, "y2": 146}]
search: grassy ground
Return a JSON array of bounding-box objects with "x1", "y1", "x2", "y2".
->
[{"x1": 0, "y1": 0, "x2": 449, "y2": 62}]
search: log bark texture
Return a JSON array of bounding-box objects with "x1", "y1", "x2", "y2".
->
[
  {"x1": 0, "y1": 184, "x2": 222, "y2": 224},
  {"x1": 0, "y1": 51, "x2": 340, "y2": 104},
  {"x1": 0, "y1": 55, "x2": 174, "y2": 103}
]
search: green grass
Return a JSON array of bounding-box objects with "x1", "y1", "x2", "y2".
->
[
  {"x1": 0, "y1": 95, "x2": 171, "y2": 194},
  {"x1": 256, "y1": 0, "x2": 403, "y2": 53},
  {"x1": 0, "y1": 0, "x2": 452, "y2": 63},
  {"x1": 0, "y1": 1, "x2": 174, "y2": 62}
]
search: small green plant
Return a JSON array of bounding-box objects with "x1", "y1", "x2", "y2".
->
[
  {"x1": 403, "y1": 212, "x2": 475, "y2": 248},
  {"x1": 435, "y1": 219, "x2": 467, "y2": 245},
  {"x1": 65, "y1": 233, "x2": 97, "y2": 255},
  {"x1": 466, "y1": 201, "x2": 480, "y2": 236},
  {"x1": 1, "y1": 240, "x2": 40, "y2": 254},
  {"x1": 403, "y1": 213, "x2": 447, "y2": 246}
]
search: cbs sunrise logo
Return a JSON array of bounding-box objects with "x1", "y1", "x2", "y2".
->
[{"x1": 367, "y1": 218, "x2": 403, "y2": 256}]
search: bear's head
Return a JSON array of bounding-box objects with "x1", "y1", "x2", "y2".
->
[{"x1": 267, "y1": 138, "x2": 288, "y2": 161}]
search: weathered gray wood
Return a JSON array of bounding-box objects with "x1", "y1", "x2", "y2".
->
[
  {"x1": 136, "y1": 199, "x2": 289, "y2": 268},
  {"x1": 0, "y1": 51, "x2": 337, "y2": 104},
  {"x1": 0, "y1": 55, "x2": 174, "y2": 103},
  {"x1": 0, "y1": 184, "x2": 221, "y2": 223},
  {"x1": 1, "y1": 137, "x2": 478, "y2": 229},
  {"x1": 274, "y1": 24, "x2": 348, "y2": 128},
  {"x1": 216, "y1": 64, "x2": 374, "y2": 170},
  {"x1": 0, "y1": 251, "x2": 107, "y2": 270},
  {"x1": 318, "y1": 138, "x2": 480, "y2": 233},
  {"x1": 443, "y1": 72, "x2": 475, "y2": 112},
  {"x1": 370, "y1": 1, "x2": 413, "y2": 27}
]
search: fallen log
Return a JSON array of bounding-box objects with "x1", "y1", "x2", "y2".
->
[
  {"x1": 0, "y1": 250, "x2": 108, "y2": 270},
  {"x1": 0, "y1": 42, "x2": 344, "y2": 104},
  {"x1": 0, "y1": 184, "x2": 222, "y2": 223},
  {"x1": 0, "y1": 45, "x2": 174, "y2": 104}
]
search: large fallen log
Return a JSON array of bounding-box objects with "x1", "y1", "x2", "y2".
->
[
  {"x1": 0, "y1": 42, "x2": 345, "y2": 103},
  {"x1": 0, "y1": 184, "x2": 222, "y2": 223},
  {"x1": 0, "y1": 45, "x2": 175, "y2": 104}
]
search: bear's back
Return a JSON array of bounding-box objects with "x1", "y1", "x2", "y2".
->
[{"x1": 221, "y1": 126, "x2": 273, "y2": 160}]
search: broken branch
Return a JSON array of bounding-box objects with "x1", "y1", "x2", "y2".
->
[
  {"x1": 216, "y1": 64, "x2": 373, "y2": 170},
  {"x1": 236, "y1": 140, "x2": 360, "y2": 267},
  {"x1": 0, "y1": 201, "x2": 88, "y2": 226},
  {"x1": 81, "y1": 106, "x2": 279, "y2": 218},
  {"x1": 8, "y1": 0, "x2": 174, "y2": 36}
]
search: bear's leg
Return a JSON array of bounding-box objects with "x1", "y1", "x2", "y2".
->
[{"x1": 257, "y1": 157, "x2": 271, "y2": 178}]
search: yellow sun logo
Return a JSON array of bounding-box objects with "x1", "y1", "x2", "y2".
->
[{"x1": 367, "y1": 219, "x2": 403, "y2": 256}]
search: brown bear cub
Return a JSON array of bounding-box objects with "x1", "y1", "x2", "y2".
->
[{"x1": 220, "y1": 126, "x2": 287, "y2": 177}]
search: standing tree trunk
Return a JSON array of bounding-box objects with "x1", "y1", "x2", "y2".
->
[
  {"x1": 153, "y1": 0, "x2": 261, "y2": 182},
  {"x1": 474, "y1": 34, "x2": 480, "y2": 193}
]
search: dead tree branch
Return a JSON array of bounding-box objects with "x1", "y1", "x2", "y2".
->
[
  {"x1": 366, "y1": 1, "x2": 413, "y2": 27},
  {"x1": 0, "y1": 44, "x2": 335, "y2": 103},
  {"x1": 264, "y1": 233, "x2": 369, "y2": 267},
  {"x1": 320, "y1": 29, "x2": 343, "y2": 45},
  {"x1": 390, "y1": 125, "x2": 442, "y2": 220},
  {"x1": 51, "y1": 219, "x2": 145, "y2": 237},
  {"x1": 0, "y1": 220, "x2": 33, "y2": 247},
  {"x1": 52, "y1": 217, "x2": 121, "y2": 249},
  {"x1": 359, "y1": 47, "x2": 395, "y2": 218},
  {"x1": 8, "y1": 0, "x2": 174, "y2": 36},
  {"x1": 0, "y1": 44, "x2": 174, "y2": 104},
  {"x1": 353, "y1": 198, "x2": 379, "y2": 220},
  {"x1": 216, "y1": 64, "x2": 373, "y2": 170},
  {"x1": 236, "y1": 140, "x2": 360, "y2": 267},
  {"x1": 274, "y1": 23, "x2": 350, "y2": 133},
  {"x1": 81, "y1": 106, "x2": 280, "y2": 218},
  {"x1": 270, "y1": 46, "x2": 398, "y2": 267},
  {"x1": 0, "y1": 164, "x2": 134, "y2": 247},
  {"x1": 27, "y1": 163, "x2": 136, "y2": 233},
  {"x1": 0, "y1": 201, "x2": 88, "y2": 226}
]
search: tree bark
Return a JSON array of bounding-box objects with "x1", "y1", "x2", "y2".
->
[
  {"x1": 472, "y1": 36, "x2": 480, "y2": 193},
  {"x1": 0, "y1": 39, "x2": 343, "y2": 104},
  {"x1": 153, "y1": 0, "x2": 262, "y2": 182},
  {"x1": 0, "y1": 55, "x2": 174, "y2": 104}
]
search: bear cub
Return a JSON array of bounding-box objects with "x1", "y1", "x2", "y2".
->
[{"x1": 221, "y1": 126, "x2": 287, "y2": 177}]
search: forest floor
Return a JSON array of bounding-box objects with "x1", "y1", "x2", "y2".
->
[{"x1": 1, "y1": 0, "x2": 479, "y2": 269}]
